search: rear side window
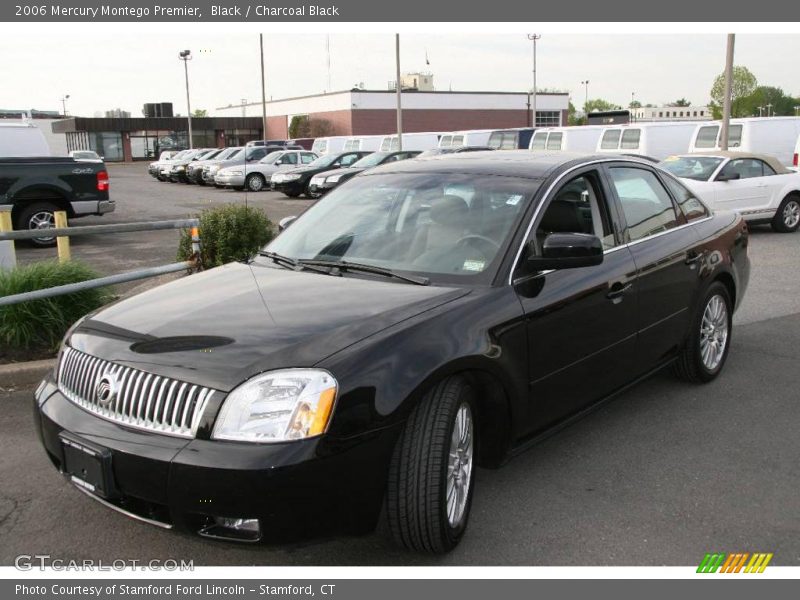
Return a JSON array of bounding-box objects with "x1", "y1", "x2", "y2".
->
[
  {"x1": 452, "y1": 135, "x2": 464, "y2": 147},
  {"x1": 531, "y1": 132, "x2": 548, "y2": 150},
  {"x1": 601, "y1": 130, "x2": 621, "y2": 150},
  {"x1": 282, "y1": 153, "x2": 298, "y2": 164},
  {"x1": 546, "y1": 132, "x2": 563, "y2": 150},
  {"x1": 728, "y1": 125, "x2": 743, "y2": 148},
  {"x1": 301, "y1": 153, "x2": 315, "y2": 164},
  {"x1": 500, "y1": 132, "x2": 517, "y2": 149},
  {"x1": 609, "y1": 167, "x2": 680, "y2": 242},
  {"x1": 663, "y1": 175, "x2": 709, "y2": 222},
  {"x1": 695, "y1": 126, "x2": 719, "y2": 148},
  {"x1": 620, "y1": 129, "x2": 641, "y2": 149}
]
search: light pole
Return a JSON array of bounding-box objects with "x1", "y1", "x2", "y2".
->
[
  {"x1": 60, "y1": 94, "x2": 70, "y2": 117},
  {"x1": 631, "y1": 92, "x2": 636, "y2": 122},
  {"x1": 395, "y1": 34, "x2": 403, "y2": 151},
  {"x1": 527, "y1": 34, "x2": 541, "y2": 128},
  {"x1": 795, "y1": 106, "x2": 800, "y2": 116},
  {"x1": 757, "y1": 106, "x2": 764, "y2": 117},
  {"x1": 178, "y1": 49, "x2": 193, "y2": 149},
  {"x1": 581, "y1": 80, "x2": 589, "y2": 122},
  {"x1": 766, "y1": 103, "x2": 773, "y2": 117}
]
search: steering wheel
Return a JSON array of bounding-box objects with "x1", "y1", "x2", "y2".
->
[{"x1": 454, "y1": 235, "x2": 500, "y2": 257}]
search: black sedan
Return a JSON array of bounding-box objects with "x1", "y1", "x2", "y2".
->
[
  {"x1": 307, "y1": 150, "x2": 421, "y2": 198},
  {"x1": 270, "y1": 151, "x2": 370, "y2": 197},
  {"x1": 34, "y1": 153, "x2": 749, "y2": 553}
]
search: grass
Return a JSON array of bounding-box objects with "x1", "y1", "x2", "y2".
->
[{"x1": 0, "y1": 261, "x2": 113, "y2": 354}]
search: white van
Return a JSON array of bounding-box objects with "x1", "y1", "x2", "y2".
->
[
  {"x1": 342, "y1": 135, "x2": 384, "y2": 152},
  {"x1": 529, "y1": 126, "x2": 606, "y2": 153},
  {"x1": 311, "y1": 136, "x2": 350, "y2": 155},
  {"x1": 379, "y1": 132, "x2": 442, "y2": 152},
  {"x1": 689, "y1": 117, "x2": 800, "y2": 167},
  {"x1": 438, "y1": 130, "x2": 493, "y2": 149},
  {"x1": 0, "y1": 122, "x2": 51, "y2": 157},
  {"x1": 596, "y1": 122, "x2": 697, "y2": 160}
]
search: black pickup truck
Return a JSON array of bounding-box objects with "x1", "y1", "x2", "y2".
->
[{"x1": 0, "y1": 157, "x2": 113, "y2": 246}]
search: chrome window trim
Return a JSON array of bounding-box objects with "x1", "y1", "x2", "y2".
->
[{"x1": 508, "y1": 158, "x2": 714, "y2": 284}]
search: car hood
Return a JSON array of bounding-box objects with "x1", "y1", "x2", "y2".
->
[
  {"x1": 316, "y1": 167, "x2": 365, "y2": 179},
  {"x1": 68, "y1": 261, "x2": 470, "y2": 392}
]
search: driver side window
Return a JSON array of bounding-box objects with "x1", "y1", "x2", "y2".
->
[{"x1": 534, "y1": 173, "x2": 616, "y2": 253}]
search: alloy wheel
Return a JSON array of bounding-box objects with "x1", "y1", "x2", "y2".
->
[
  {"x1": 446, "y1": 402, "x2": 474, "y2": 528},
  {"x1": 782, "y1": 199, "x2": 800, "y2": 229},
  {"x1": 699, "y1": 294, "x2": 729, "y2": 371}
]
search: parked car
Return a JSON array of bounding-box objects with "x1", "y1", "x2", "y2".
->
[
  {"x1": 287, "y1": 138, "x2": 315, "y2": 150},
  {"x1": 689, "y1": 117, "x2": 800, "y2": 168},
  {"x1": 529, "y1": 126, "x2": 607, "y2": 153},
  {"x1": 215, "y1": 150, "x2": 318, "y2": 191},
  {"x1": 201, "y1": 146, "x2": 273, "y2": 185},
  {"x1": 659, "y1": 151, "x2": 800, "y2": 232},
  {"x1": 69, "y1": 150, "x2": 104, "y2": 163},
  {"x1": 311, "y1": 136, "x2": 351, "y2": 155},
  {"x1": 168, "y1": 148, "x2": 223, "y2": 183},
  {"x1": 271, "y1": 151, "x2": 370, "y2": 197},
  {"x1": 596, "y1": 122, "x2": 698, "y2": 160},
  {"x1": 187, "y1": 147, "x2": 241, "y2": 184},
  {"x1": 160, "y1": 148, "x2": 208, "y2": 181},
  {"x1": 307, "y1": 150, "x2": 421, "y2": 197},
  {"x1": 487, "y1": 127, "x2": 536, "y2": 150},
  {"x1": 379, "y1": 132, "x2": 442, "y2": 152},
  {"x1": 438, "y1": 130, "x2": 493, "y2": 149},
  {"x1": 34, "y1": 153, "x2": 749, "y2": 552},
  {"x1": 148, "y1": 150, "x2": 181, "y2": 178},
  {"x1": 0, "y1": 127, "x2": 112, "y2": 246}
]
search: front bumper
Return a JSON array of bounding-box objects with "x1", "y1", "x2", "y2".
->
[
  {"x1": 215, "y1": 173, "x2": 245, "y2": 188},
  {"x1": 308, "y1": 179, "x2": 335, "y2": 197},
  {"x1": 271, "y1": 179, "x2": 305, "y2": 195},
  {"x1": 34, "y1": 377, "x2": 394, "y2": 543},
  {"x1": 169, "y1": 169, "x2": 190, "y2": 183}
]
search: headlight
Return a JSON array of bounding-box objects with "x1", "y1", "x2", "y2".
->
[
  {"x1": 211, "y1": 369, "x2": 338, "y2": 443},
  {"x1": 227, "y1": 170, "x2": 243, "y2": 176},
  {"x1": 282, "y1": 174, "x2": 302, "y2": 181},
  {"x1": 326, "y1": 174, "x2": 343, "y2": 183},
  {"x1": 174, "y1": 165, "x2": 185, "y2": 171},
  {"x1": 209, "y1": 165, "x2": 221, "y2": 173}
]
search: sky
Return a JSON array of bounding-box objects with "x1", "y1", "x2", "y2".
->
[{"x1": 1, "y1": 32, "x2": 799, "y2": 117}]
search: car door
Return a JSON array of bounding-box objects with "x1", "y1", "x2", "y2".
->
[
  {"x1": 514, "y1": 167, "x2": 639, "y2": 430},
  {"x1": 605, "y1": 163, "x2": 705, "y2": 373},
  {"x1": 713, "y1": 158, "x2": 772, "y2": 212}
]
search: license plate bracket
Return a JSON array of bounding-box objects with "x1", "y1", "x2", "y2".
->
[{"x1": 59, "y1": 432, "x2": 117, "y2": 499}]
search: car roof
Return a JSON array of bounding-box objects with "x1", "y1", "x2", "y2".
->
[
  {"x1": 365, "y1": 150, "x2": 654, "y2": 180},
  {"x1": 679, "y1": 151, "x2": 791, "y2": 174}
]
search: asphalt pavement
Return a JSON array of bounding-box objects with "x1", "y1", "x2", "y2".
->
[{"x1": 2, "y1": 165, "x2": 799, "y2": 565}]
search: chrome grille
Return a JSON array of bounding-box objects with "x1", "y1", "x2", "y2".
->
[{"x1": 57, "y1": 346, "x2": 215, "y2": 438}]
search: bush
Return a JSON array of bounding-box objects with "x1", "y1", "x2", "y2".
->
[
  {"x1": 178, "y1": 204, "x2": 275, "y2": 269},
  {"x1": 0, "y1": 261, "x2": 112, "y2": 352}
]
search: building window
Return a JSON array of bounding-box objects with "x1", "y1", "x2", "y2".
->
[
  {"x1": 88, "y1": 132, "x2": 123, "y2": 162},
  {"x1": 535, "y1": 110, "x2": 560, "y2": 127},
  {"x1": 700, "y1": 111, "x2": 705, "y2": 116},
  {"x1": 659, "y1": 112, "x2": 663, "y2": 118}
]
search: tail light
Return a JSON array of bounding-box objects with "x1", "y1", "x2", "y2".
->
[
  {"x1": 97, "y1": 170, "x2": 109, "y2": 192},
  {"x1": 793, "y1": 153, "x2": 798, "y2": 167}
]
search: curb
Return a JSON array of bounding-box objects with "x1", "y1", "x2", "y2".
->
[{"x1": 0, "y1": 358, "x2": 55, "y2": 389}]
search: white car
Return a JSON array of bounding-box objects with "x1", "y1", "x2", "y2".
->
[
  {"x1": 215, "y1": 150, "x2": 317, "y2": 191},
  {"x1": 659, "y1": 151, "x2": 800, "y2": 233}
]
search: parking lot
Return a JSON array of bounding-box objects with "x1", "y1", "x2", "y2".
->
[{"x1": 2, "y1": 164, "x2": 800, "y2": 565}]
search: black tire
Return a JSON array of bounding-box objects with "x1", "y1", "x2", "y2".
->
[
  {"x1": 771, "y1": 194, "x2": 800, "y2": 233},
  {"x1": 246, "y1": 173, "x2": 266, "y2": 192},
  {"x1": 673, "y1": 281, "x2": 733, "y2": 383},
  {"x1": 386, "y1": 376, "x2": 477, "y2": 553},
  {"x1": 285, "y1": 191, "x2": 301, "y2": 199},
  {"x1": 15, "y1": 201, "x2": 61, "y2": 248}
]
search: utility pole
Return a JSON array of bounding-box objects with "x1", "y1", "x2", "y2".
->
[
  {"x1": 260, "y1": 34, "x2": 268, "y2": 140},
  {"x1": 179, "y1": 49, "x2": 193, "y2": 149},
  {"x1": 527, "y1": 34, "x2": 541, "y2": 128},
  {"x1": 720, "y1": 34, "x2": 735, "y2": 151},
  {"x1": 581, "y1": 80, "x2": 589, "y2": 122},
  {"x1": 60, "y1": 94, "x2": 70, "y2": 117},
  {"x1": 395, "y1": 33, "x2": 403, "y2": 151}
]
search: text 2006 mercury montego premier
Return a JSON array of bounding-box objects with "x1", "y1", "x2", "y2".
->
[{"x1": 34, "y1": 152, "x2": 750, "y2": 553}]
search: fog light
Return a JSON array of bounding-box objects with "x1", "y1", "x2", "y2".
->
[{"x1": 198, "y1": 517, "x2": 261, "y2": 542}]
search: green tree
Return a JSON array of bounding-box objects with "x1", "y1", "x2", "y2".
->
[
  {"x1": 585, "y1": 98, "x2": 622, "y2": 113},
  {"x1": 710, "y1": 66, "x2": 758, "y2": 118},
  {"x1": 567, "y1": 101, "x2": 585, "y2": 126},
  {"x1": 629, "y1": 100, "x2": 642, "y2": 109},
  {"x1": 668, "y1": 98, "x2": 692, "y2": 107},
  {"x1": 192, "y1": 109, "x2": 208, "y2": 117},
  {"x1": 740, "y1": 86, "x2": 798, "y2": 117},
  {"x1": 288, "y1": 115, "x2": 310, "y2": 138}
]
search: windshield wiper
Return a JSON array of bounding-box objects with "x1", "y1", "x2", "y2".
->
[
  {"x1": 298, "y1": 259, "x2": 430, "y2": 286},
  {"x1": 257, "y1": 251, "x2": 331, "y2": 275}
]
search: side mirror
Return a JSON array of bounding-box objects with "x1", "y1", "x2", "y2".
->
[
  {"x1": 526, "y1": 233, "x2": 603, "y2": 271},
  {"x1": 716, "y1": 171, "x2": 741, "y2": 182},
  {"x1": 278, "y1": 216, "x2": 297, "y2": 232}
]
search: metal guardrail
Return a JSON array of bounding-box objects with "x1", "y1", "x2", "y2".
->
[{"x1": 0, "y1": 205, "x2": 201, "y2": 307}]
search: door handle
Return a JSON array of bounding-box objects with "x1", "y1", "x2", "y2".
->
[
  {"x1": 685, "y1": 251, "x2": 703, "y2": 266},
  {"x1": 606, "y1": 281, "x2": 633, "y2": 300}
]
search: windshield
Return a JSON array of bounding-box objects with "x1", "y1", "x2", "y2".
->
[
  {"x1": 351, "y1": 153, "x2": 389, "y2": 168},
  {"x1": 265, "y1": 172, "x2": 535, "y2": 284},
  {"x1": 216, "y1": 147, "x2": 242, "y2": 160},
  {"x1": 659, "y1": 156, "x2": 724, "y2": 181},
  {"x1": 308, "y1": 154, "x2": 340, "y2": 168},
  {"x1": 225, "y1": 148, "x2": 244, "y2": 161},
  {"x1": 260, "y1": 151, "x2": 284, "y2": 164}
]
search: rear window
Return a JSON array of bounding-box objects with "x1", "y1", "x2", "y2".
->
[
  {"x1": 620, "y1": 129, "x2": 641, "y2": 149},
  {"x1": 729, "y1": 125, "x2": 743, "y2": 148},
  {"x1": 695, "y1": 126, "x2": 719, "y2": 149},
  {"x1": 546, "y1": 132, "x2": 563, "y2": 150},
  {"x1": 600, "y1": 129, "x2": 621, "y2": 150}
]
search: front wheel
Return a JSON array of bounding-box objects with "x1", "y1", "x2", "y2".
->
[
  {"x1": 15, "y1": 201, "x2": 60, "y2": 248},
  {"x1": 673, "y1": 282, "x2": 732, "y2": 383},
  {"x1": 386, "y1": 376, "x2": 476, "y2": 553},
  {"x1": 771, "y1": 194, "x2": 800, "y2": 233}
]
